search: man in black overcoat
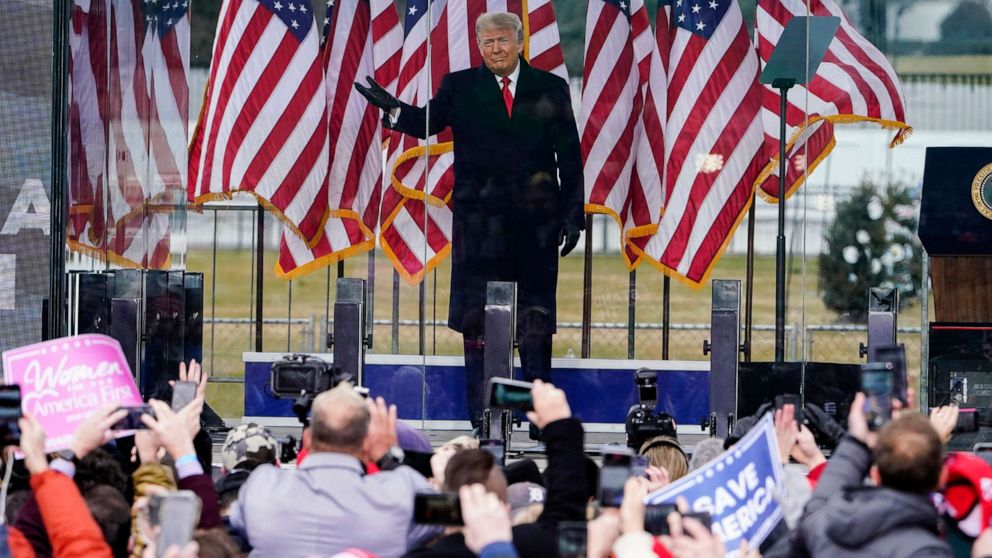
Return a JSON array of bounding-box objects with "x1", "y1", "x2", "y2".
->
[{"x1": 356, "y1": 12, "x2": 584, "y2": 430}]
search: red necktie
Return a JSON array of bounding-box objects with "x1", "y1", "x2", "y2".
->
[{"x1": 501, "y1": 76, "x2": 513, "y2": 117}]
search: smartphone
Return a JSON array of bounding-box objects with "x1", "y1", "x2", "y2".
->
[
  {"x1": 644, "y1": 504, "x2": 678, "y2": 535},
  {"x1": 861, "y1": 363, "x2": 894, "y2": 431},
  {"x1": 0, "y1": 385, "x2": 22, "y2": 446},
  {"x1": 557, "y1": 521, "x2": 587, "y2": 558},
  {"x1": 480, "y1": 439, "x2": 506, "y2": 467},
  {"x1": 631, "y1": 454, "x2": 649, "y2": 479},
  {"x1": 148, "y1": 491, "x2": 201, "y2": 558},
  {"x1": 774, "y1": 394, "x2": 803, "y2": 425},
  {"x1": 413, "y1": 493, "x2": 463, "y2": 526},
  {"x1": 874, "y1": 345, "x2": 908, "y2": 404},
  {"x1": 598, "y1": 449, "x2": 633, "y2": 507},
  {"x1": 487, "y1": 378, "x2": 534, "y2": 412},
  {"x1": 974, "y1": 443, "x2": 992, "y2": 467},
  {"x1": 171, "y1": 381, "x2": 197, "y2": 411},
  {"x1": 111, "y1": 405, "x2": 156, "y2": 430}
]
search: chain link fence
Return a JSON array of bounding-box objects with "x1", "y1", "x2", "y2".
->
[{"x1": 200, "y1": 316, "x2": 923, "y2": 417}]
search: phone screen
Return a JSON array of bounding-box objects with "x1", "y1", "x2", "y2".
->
[
  {"x1": 0, "y1": 385, "x2": 21, "y2": 445},
  {"x1": 480, "y1": 439, "x2": 506, "y2": 467},
  {"x1": 599, "y1": 451, "x2": 633, "y2": 507},
  {"x1": 413, "y1": 493, "x2": 463, "y2": 526},
  {"x1": 774, "y1": 394, "x2": 803, "y2": 424},
  {"x1": 874, "y1": 345, "x2": 907, "y2": 403},
  {"x1": 557, "y1": 521, "x2": 587, "y2": 558},
  {"x1": 644, "y1": 504, "x2": 678, "y2": 535},
  {"x1": 488, "y1": 379, "x2": 534, "y2": 411},
  {"x1": 631, "y1": 454, "x2": 649, "y2": 479},
  {"x1": 171, "y1": 381, "x2": 197, "y2": 411},
  {"x1": 149, "y1": 491, "x2": 201, "y2": 558},
  {"x1": 862, "y1": 366, "x2": 893, "y2": 431},
  {"x1": 112, "y1": 405, "x2": 155, "y2": 430}
]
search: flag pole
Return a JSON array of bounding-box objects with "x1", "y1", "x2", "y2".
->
[
  {"x1": 773, "y1": 83, "x2": 791, "y2": 363},
  {"x1": 581, "y1": 215, "x2": 593, "y2": 358},
  {"x1": 419, "y1": 0, "x2": 433, "y2": 358},
  {"x1": 662, "y1": 276, "x2": 670, "y2": 359},
  {"x1": 743, "y1": 198, "x2": 755, "y2": 362}
]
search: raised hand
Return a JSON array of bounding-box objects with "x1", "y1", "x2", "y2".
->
[{"x1": 354, "y1": 77, "x2": 400, "y2": 112}]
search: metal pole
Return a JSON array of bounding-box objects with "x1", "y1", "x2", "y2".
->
[
  {"x1": 392, "y1": 270, "x2": 400, "y2": 354},
  {"x1": 420, "y1": 0, "x2": 433, "y2": 360},
  {"x1": 744, "y1": 199, "x2": 756, "y2": 362},
  {"x1": 48, "y1": 0, "x2": 71, "y2": 340},
  {"x1": 367, "y1": 251, "x2": 375, "y2": 349},
  {"x1": 662, "y1": 277, "x2": 670, "y2": 359},
  {"x1": 418, "y1": 282, "x2": 426, "y2": 356},
  {"x1": 248, "y1": 210, "x2": 256, "y2": 351},
  {"x1": 254, "y1": 207, "x2": 264, "y2": 352},
  {"x1": 581, "y1": 214, "x2": 593, "y2": 358},
  {"x1": 210, "y1": 213, "x2": 218, "y2": 373},
  {"x1": 627, "y1": 269, "x2": 636, "y2": 359},
  {"x1": 337, "y1": 259, "x2": 345, "y2": 279},
  {"x1": 286, "y1": 280, "x2": 293, "y2": 351},
  {"x1": 920, "y1": 250, "x2": 930, "y2": 412},
  {"x1": 774, "y1": 85, "x2": 790, "y2": 363},
  {"x1": 432, "y1": 269, "x2": 437, "y2": 355},
  {"x1": 324, "y1": 266, "x2": 331, "y2": 349}
]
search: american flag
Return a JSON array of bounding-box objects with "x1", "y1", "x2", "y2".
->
[
  {"x1": 68, "y1": 0, "x2": 108, "y2": 248},
  {"x1": 188, "y1": 0, "x2": 329, "y2": 245},
  {"x1": 754, "y1": 0, "x2": 911, "y2": 201},
  {"x1": 276, "y1": 0, "x2": 403, "y2": 278},
  {"x1": 635, "y1": 0, "x2": 766, "y2": 286},
  {"x1": 579, "y1": 0, "x2": 666, "y2": 269},
  {"x1": 378, "y1": 0, "x2": 570, "y2": 283},
  {"x1": 68, "y1": 0, "x2": 184, "y2": 270}
]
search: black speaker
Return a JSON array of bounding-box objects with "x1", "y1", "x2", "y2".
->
[
  {"x1": 71, "y1": 272, "x2": 110, "y2": 335},
  {"x1": 142, "y1": 271, "x2": 169, "y2": 396},
  {"x1": 736, "y1": 361, "x2": 802, "y2": 418},
  {"x1": 803, "y1": 362, "x2": 861, "y2": 423},
  {"x1": 183, "y1": 273, "x2": 203, "y2": 365},
  {"x1": 111, "y1": 298, "x2": 141, "y2": 378},
  {"x1": 928, "y1": 323, "x2": 992, "y2": 409}
]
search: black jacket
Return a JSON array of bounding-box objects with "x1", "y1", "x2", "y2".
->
[
  {"x1": 386, "y1": 59, "x2": 583, "y2": 335},
  {"x1": 795, "y1": 436, "x2": 952, "y2": 558},
  {"x1": 403, "y1": 417, "x2": 587, "y2": 558}
]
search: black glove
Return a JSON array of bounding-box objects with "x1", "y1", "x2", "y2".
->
[
  {"x1": 803, "y1": 402, "x2": 846, "y2": 450},
  {"x1": 558, "y1": 223, "x2": 580, "y2": 257},
  {"x1": 354, "y1": 76, "x2": 400, "y2": 112}
]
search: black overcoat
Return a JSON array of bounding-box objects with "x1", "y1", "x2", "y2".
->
[{"x1": 386, "y1": 59, "x2": 584, "y2": 335}]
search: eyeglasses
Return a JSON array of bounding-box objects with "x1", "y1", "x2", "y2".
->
[{"x1": 480, "y1": 37, "x2": 514, "y2": 50}]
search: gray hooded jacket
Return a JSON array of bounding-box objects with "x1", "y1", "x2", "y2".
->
[{"x1": 796, "y1": 436, "x2": 953, "y2": 558}]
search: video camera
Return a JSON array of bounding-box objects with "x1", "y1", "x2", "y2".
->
[
  {"x1": 270, "y1": 354, "x2": 362, "y2": 425},
  {"x1": 625, "y1": 368, "x2": 678, "y2": 450}
]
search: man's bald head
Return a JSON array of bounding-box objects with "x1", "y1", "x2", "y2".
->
[{"x1": 310, "y1": 383, "x2": 370, "y2": 454}]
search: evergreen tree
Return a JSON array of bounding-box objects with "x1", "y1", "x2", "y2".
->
[{"x1": 819, "y1": 181, "x2": 922, "y2": 322}]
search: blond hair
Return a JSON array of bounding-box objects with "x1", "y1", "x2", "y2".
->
[{"x1": 475, "y1": 12, "x2": 524, "y2": 43}]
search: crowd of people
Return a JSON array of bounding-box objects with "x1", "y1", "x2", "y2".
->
[{"x1": 3, "y1": 361, "x2": 992, "y2": 558}]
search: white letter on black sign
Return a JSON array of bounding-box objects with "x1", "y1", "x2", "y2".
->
[{"x1": 1, "y1": 179, "x2": 50, "y2": 236}]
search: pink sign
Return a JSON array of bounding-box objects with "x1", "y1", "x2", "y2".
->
[{"x1": 2, "y1": 334, "x2": 143, "y2": 452}]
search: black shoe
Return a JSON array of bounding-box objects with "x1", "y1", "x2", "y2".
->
[{"x1": 528, "y1": 422, "x2": 542, "y2": 441}]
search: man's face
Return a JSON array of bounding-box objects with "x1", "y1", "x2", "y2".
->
[{"x1": 478, "y1": 27, "x2": 522, "y2": 77}]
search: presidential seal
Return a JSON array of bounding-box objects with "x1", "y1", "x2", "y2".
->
[{"x1": 974, "y1": 163, "x2": 992, "y2": 220}]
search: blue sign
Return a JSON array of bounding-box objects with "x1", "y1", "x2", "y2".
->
[{"x1": 646, "y1": 414, "x2": 784, "y2": 554}]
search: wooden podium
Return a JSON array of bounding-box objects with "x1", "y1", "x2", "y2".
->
[{"x1": 918, "y1": 147, "x2": 992, "y2": 323}]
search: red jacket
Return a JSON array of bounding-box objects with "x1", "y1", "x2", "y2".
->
[{"x1": 8, "y1": 470, "x2": 112, "y2": 558}]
